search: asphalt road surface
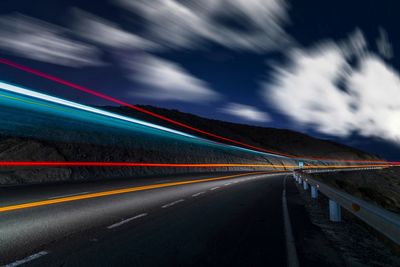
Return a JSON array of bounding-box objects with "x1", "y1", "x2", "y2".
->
[{"x1": 0, "y1": 171, "x2": 341, "y2": 266}]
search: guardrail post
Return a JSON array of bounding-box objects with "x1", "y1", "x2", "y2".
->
[
  {"x1": 311, "y1": 186, "x2": 318, "y2": 198},
  {"x1": 329, "y1": 200, "x2": 341, "y2": 222},
  {"x1": 303, "y1": 181, "x2": 308, "y2": 190}
]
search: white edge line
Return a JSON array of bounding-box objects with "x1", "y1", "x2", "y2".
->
[
  {"x1": 47, "y1": 191, "x2": 90, "y2": 199},
  {"x1": 107, "y1": 213, "x2": 147, "y2": 229},
  {"x1": 282, "y1": 176, "x2": 300, "y2": 267},
  {"x1": 5, "y1": 251, "x2": 49, "y2": 267}
]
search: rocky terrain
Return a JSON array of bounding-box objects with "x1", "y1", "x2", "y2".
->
[
  {"x1": 106, "y1": 105, "x2": 380, "y2": 160},
  {"x1": 0, "y1": 105, "x2": 379, "y2": 185}
]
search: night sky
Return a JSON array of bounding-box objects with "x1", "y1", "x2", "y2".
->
[{"x1": 1, "y1": 0, "x2": 400, "y2": 160}]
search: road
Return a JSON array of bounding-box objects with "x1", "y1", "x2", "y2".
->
[{"x1": 0, "y1": 172, "x2": 342, "y2": 266}]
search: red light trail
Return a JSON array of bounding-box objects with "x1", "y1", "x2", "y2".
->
[
  {"x1": 0, "y1": 161, "x2": 394, "y2": 169},
  {"x1": 0, "y1": 161, "x2": 292, "y2": 168},
  {"x1": 0, "y1": 161, "x2": 393, "y2": 169},
  {"x1": 0, "y1": 58, "x2": 389, "y2": 164}
]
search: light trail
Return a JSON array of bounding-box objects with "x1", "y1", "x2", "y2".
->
[
  {"x1": 0, "y1": 81, "x2": 195, "y2": 139},
  {"x1": 0, "y1": 161, "x2": 296, "y2": 168},
  {"x1": 0, "y1": 81, "x2": 289, "y2": 158},
  {"x1": 1, "y1": 83, "x2": 383, "y2": 165},
  {"x1": 0, "y1": 58, "x2": 390, "y2": 164},
  {"x1": 0, "y1": 172, "x2": 277, "y2": 212},
  {"x1": 0, "y1": 59, "x2": 291, "y2": 157},
  {"x1": 0, "y1": 161, "x2": 393, "y2": 169}
]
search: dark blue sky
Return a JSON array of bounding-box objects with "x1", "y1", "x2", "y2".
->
[{"x1": 1, "y1": 0, "x2": 400, "y2": 160}]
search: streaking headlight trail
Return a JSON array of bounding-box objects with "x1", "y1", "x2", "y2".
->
[
  {"x1": 0, "y1": 81, "x2": 286, "y2": 158},
  {"x1": 0, "y1": 81, "x2": 196, "y2": 138}
]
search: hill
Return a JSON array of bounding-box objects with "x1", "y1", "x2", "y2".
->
[{"x1": 0, "y1": 105, "x2": 380, "y2": 185}]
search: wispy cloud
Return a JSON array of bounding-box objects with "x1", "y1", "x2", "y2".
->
[
  {"x1": 115, "y1": 0, "x2": 291, "y2": 52},
  {"x1": 72, "y1": 9, "x2": 159, "y2": 50},
  {"x1": 376, "y1": 27, "x2": 393, "y2": 59},
  {"x1": 220, "y1": 102, "x2": 271, "y2": 122},
  {"x1": 262, "y1": 30, "x2": 400, "y2": 144},
  {"x1": 126, "y1": 55, "x2": 220, "y2": 103},
  {"x1": 0, "y1": 14, "x2": 103, "y2": 67}
]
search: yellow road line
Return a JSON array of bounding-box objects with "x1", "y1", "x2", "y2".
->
[{"x1": 0, "y1": 171, "x2": 285, "y2": 213}]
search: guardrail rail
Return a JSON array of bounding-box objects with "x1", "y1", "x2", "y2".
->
[{"x1": 292, "y1": 170, "x2": 400, "y2": 246}]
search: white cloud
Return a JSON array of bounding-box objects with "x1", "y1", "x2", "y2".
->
[
  {"x1": 0, "y1": 14, "x2": 103, "y2": 67},
  {"x1": 346, "y1": 54, "x2": 400, "y2": 141},
  {"x1": 376, "y1": 27, "x2": 393, "y2": 59},
  {"x1": 220, "y1": 102, "x2": 271, "y2": 122},
  {"x1": 72, "y1": 9, "x2": 159, "y2": 50},
  {"x1": 126, "y1": 55, "x2": 220, "y2": 103},
  {"x1": 262, "y1": 30, "x2": 400, "y2": 144},
  {"x1": 115, "y1": 0, "x2": 291, "y2": 52}
]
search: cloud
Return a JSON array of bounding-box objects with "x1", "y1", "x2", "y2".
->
[
  {"x1": 346, "y1": 54, "x2": 400, "y2": 142},
  {"x1": 0, "y1": 13, "x2": 103, "y2": 67},
  {"x1": 376, "y1": 27, "x2": 393, "y2": 59},
  {"x1": 71, "y1": 9, "x2": 159, "y2": 50},
  {"x1": 262, "y1": 30, "x2": 400, "y2": 144},
  {"x1": 220, "y1": 102, "x2": 271, "y2": 122},
  {"x1": 126, "y1": 55, "x2": 220, "y2": 103},
  {"x1": 115, "y1": 0, "x2": 291, "y2": 52}
]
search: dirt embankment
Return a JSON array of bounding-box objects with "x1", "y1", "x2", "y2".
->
[
  {"x1": 106, "y1": 105, "x2": 380, "y2": 161},
  {"x1": 0, "y1": 105, "x2": 379, "y2": 185},
  {"x1": 0, "y1": 136, "x2": 296, "y2": 185}
]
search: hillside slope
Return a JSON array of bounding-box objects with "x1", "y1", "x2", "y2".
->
[
  {"x1": 0, "y1": 105, "x2": 379, "y2": 185},
  {"x1": 105, "y1": 105, "x2": 379, "y2": 160}
]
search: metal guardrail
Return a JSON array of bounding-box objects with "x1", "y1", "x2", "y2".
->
[
  {"x1": 293, "y1": 170, "x2": 400, "y2": 245},
  {"x1": 301, "y1": 166, "x2": 385, "y2": 173}
]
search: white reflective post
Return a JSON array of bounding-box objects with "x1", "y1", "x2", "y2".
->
[
  {"x1": 303, "y1": 181, "x2": 308, "y2": 190},
  {"x1": 329, "y1": 200, "x2": 341, "y2": 222},
  {"x1": 311, "y1": 186, "x2": 318, "y2": 198}
]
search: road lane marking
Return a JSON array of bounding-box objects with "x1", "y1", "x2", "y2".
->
[
  {"x1": 210, "y1": 186, "x2": 220, "y2": 191},
  {"x1": 192, "y1": 192, "x2": 205, "y2": 197},
  {"x1": 224, "y1": 183, "x2": 232, "y2": 186},
  {"x1": 47, "y1": 191, "x2": 90, "y2": 200},
  {"x1": 162, "y1": 199, "x2": 184, "y2": 208},
  {"x1": 0, "y1": 171, "x2": 287, "y2": 213},
  {"x1": 282, "y1": 176, "x2": 299, "y2": 267},
  {"x1": 107, "y1": 213, "x2": 147, "y2": 229},
  {"x1": 5, "y1": 251, "x2": 49, "y2": 267}
]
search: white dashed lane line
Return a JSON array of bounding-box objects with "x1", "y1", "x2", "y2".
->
[
  {"x1": 210, "y1": 187, "x2": 220, "y2": 191},
  {"x1": 4, "y1": 251, "x2": 49, "y2": 267},
  {"x1": 161, "y1": 199, "x2": 185, "y2": 208},
  {"x1": 282, "y1": 176, "x2": 299, "y2": 267},
  {"x1": 107, "y1": 213, "x2": 148, "y2": 229},
  {"x1": 192, "y1": 192, "x2": 205, "y2": 197}
]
